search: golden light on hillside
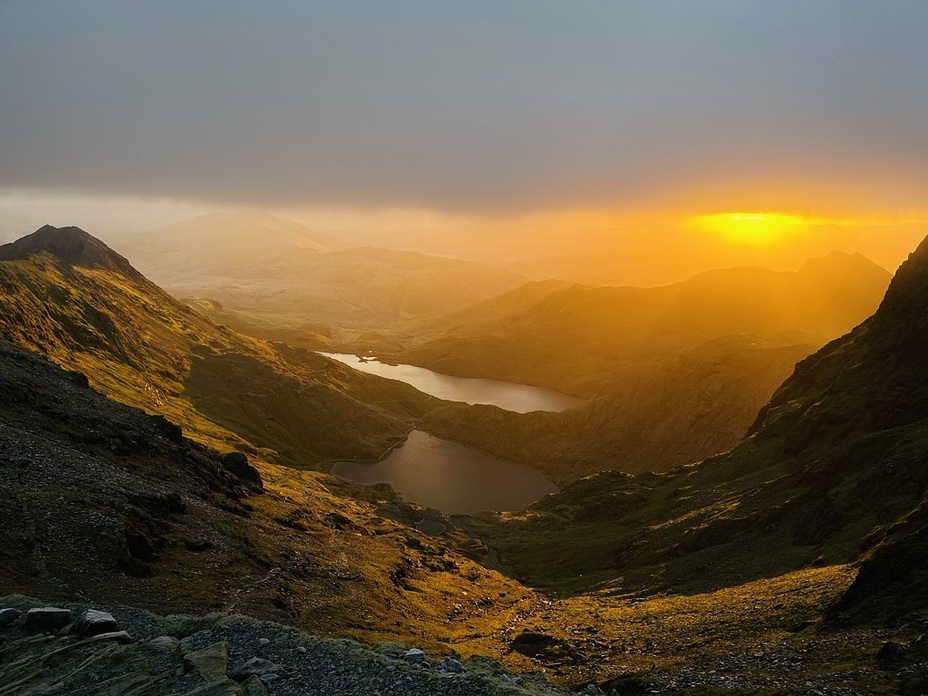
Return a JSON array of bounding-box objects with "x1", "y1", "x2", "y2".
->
[{"x1": 693, "y1": 212, "x2": 810, "y2": 244}]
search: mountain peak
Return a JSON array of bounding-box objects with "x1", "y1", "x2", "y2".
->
[
  {"x1": 0, "y1": 225, "x2": 141, "y2": 277},
  {"x1": 797, "y1": 249, "x2": 889, "y2": 279}
]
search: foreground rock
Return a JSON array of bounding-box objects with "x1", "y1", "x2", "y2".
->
[{"x1": 0, "y1": 596, "x2": 568, "y2": 696}]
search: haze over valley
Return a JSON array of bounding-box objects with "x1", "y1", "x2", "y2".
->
[{"x1": 3, "y1": 3, "x2": 928, "y2": 694}]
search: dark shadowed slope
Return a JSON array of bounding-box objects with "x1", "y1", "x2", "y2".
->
[{"x1": 422, "y1": 333, "x2": 815, "y2": 483}]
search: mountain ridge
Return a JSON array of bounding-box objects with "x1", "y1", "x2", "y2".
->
[
  {"x1": 0, "y1": 225, "x2": 440, "y2": 466},
  {"x1": 120, "y1": 212, "x2": 528, "y2": 333},
  {"x1": 467, "y1": 233, "x2": 928, "y2": 622}
]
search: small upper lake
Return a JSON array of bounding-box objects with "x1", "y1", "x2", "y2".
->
[
  {"x1": 320, "y1": 352, "x2": 583, "y2": 413},
  {"x1": 331, "y1": 430, "x2": 559, "y2": 514}
]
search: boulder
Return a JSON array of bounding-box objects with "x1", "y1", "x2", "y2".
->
[
  {"x1": 242, "y1": 675, "x2": 269, "y2": 695},
  {"x1": 223, "y1": 452, "x2": 263, "y2": 491},
  {"x1": 440, "y1": 657, "x2": 465, "y2": 673},
  {"x1": 24, "y1": 607, "x2": 71, "y2": 633},
  {"x1": 76, "y1": 608, "x2": 121, "y2": 637},
  {"x1": 402, "y1": 648, "x2": 426, "y2": 663},
  {"x1": 149, "y1": 635, "x2": 181, "y2": 651},
  {"x1": 877, "y1": 640, "x2": 908, "y2": 667}
]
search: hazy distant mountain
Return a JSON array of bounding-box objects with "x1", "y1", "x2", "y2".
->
[
  {"x1": 120, "y1": 212, "x2": 528, "y2": 332},
  {"x1": 471, "y1": 235, "x2": 928, "y2": 625},
  {"x1": 396, "y1": 251, "x2": 892, "y2": 397},
  {"x1": 123, "y1": 211, "x2": 351, "y2": 276},
  {"x1": 0, "y1": 225, "x2": 439, "y2": 465}
]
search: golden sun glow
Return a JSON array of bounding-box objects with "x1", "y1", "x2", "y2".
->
[{"x1": 693, "y1": 212, "x2": 812, "y2": 244}]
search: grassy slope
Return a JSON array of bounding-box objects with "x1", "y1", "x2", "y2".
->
[
  {"x1": 1, "y1": 343, "x2": 906, "y2": 693},
  {"x1": 0, "y1": 338, "x2": 538, "y2": 660},
  {"x1": 0, "y1": 249, "x2": 437, "y2": 466}
]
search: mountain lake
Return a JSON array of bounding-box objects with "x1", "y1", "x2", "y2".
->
[
  {"x1": 331, "y1": 430, "x2": 559, "y2": 515},
  {"x1": 319, "y1": 352, "x2": 583, "y2": 413}
]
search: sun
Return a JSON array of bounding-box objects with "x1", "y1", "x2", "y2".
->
[{"x1": 692, "y1": 212, "x2": 808, "y2": 244}]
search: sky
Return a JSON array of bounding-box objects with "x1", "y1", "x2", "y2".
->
[{"x1": 1, "y1": 1, "x2": 927, "y2": 278}]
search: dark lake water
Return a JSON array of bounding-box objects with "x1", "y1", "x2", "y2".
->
[
  {"x1": 330, "y1": 430, "x2": 559, "y2": 514},
  {"x1": 319, "y1": 352, "x2": 582, "y2": 413}
]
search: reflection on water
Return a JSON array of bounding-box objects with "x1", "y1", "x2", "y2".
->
[
  {"x1": 331, "y1": 430, "x2": 558, "y2": 515},
  {"x1": 320, "y1": 352, "x2": 582, "y2": 413}
]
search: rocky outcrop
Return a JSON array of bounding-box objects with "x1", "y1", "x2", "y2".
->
[{"x1": 0, "y1": 597, "x2": 568, "y2": 696}]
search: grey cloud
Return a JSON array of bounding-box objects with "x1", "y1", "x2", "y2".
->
[{"x1": 1, "y1": 0, "x2": 926, "y2": 212}]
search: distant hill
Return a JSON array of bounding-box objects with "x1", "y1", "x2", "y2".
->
[
  {"x1": 0, "y1": 223, "x2": 142, "y2": 277},
  {"x1": 397, "y1": 251, "x2": 892, "y2": 397},
  {"x1": 119, "y1": 212, "x2": 528, "y2": 332},
  {"x1": 0, "y1": 225, "x2": 440, "y2": 465},
  {"x1": 469, "y1": 235, "x2": 928, "y2": 630}
]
